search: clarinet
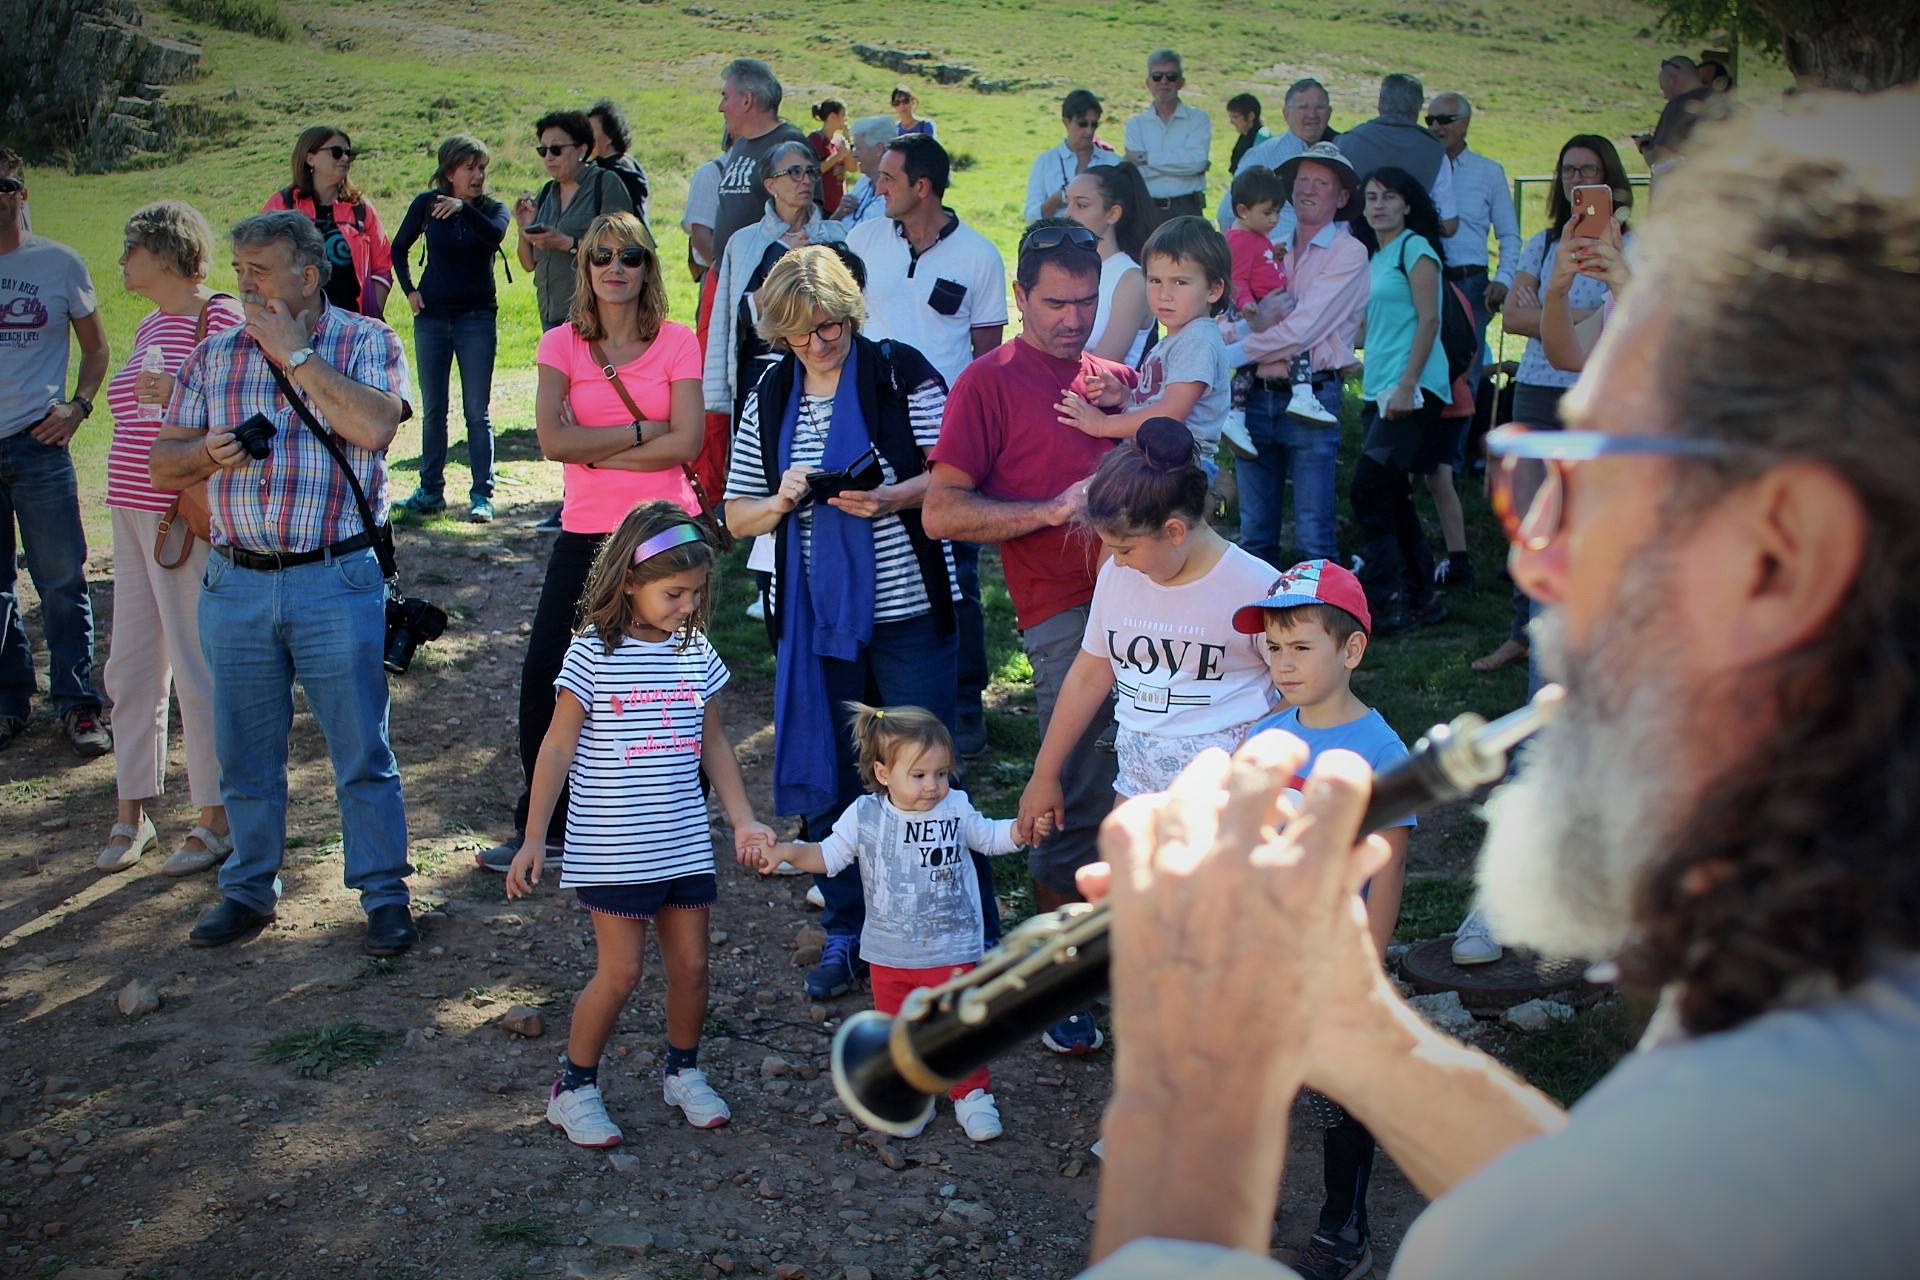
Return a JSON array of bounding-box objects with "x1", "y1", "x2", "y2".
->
[{"x1": 831, "y1": 686, "x2": 1565, "y2": 1135}]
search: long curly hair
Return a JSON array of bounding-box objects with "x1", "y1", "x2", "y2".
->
[{"x1": 1620, "y1": 88, "x2": 1920, "y2": 1035}]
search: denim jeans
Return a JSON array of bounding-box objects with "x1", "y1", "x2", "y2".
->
[
  {"x1": 412, "y1": 308, "x2": 497, "y2": 501},
  {"x1": 800, "y1": 611, "x2": 1000, "y2": 948},
  {"x1": 0, "y1": 432, "x2": 100, "y2": 719},
  {"x1": 951, "y1": 541, "x2": 987, "y2": 718},
  {"x1": 199, "y1": 547, "x2": 411, "y2": 916},
  {"x1": 1236, "y1": 378, "x2": 1343, "y2": 572}
]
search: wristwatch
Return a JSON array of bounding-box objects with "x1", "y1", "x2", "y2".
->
[
  {"x1": 287, "y1": 347, "x2": 316, "y2": 371},
  {"x1": 70, "y1": 394, "x2": 93, "y2": 418}
]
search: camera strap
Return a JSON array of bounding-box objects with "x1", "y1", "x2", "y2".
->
[{"x1": 267, "y1": 359, "x2": 399, "y2": 582}]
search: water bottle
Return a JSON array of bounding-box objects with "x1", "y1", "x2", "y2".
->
[{"x1": 136, "y1": 346, "x2": 169, "y2": 421}]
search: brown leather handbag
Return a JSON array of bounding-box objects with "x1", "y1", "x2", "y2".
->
[
  {"x1": 153, "y1": 295, "x2": 230, "y2": 569},
  {"x1": 586, "y1": 339, "x2": 734, "y2": 552}
]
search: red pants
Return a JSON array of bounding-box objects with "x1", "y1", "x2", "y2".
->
[{"x1": 869, "y1": 962, "x2": 990, "y2": 1100}]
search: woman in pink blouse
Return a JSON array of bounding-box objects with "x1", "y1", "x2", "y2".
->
[
  {"x1": 96, "y1": 202, "x2": 242, "y2": 876},
  {"x1": 476, "y1": 212, "x2": 706, "y2": 873}
]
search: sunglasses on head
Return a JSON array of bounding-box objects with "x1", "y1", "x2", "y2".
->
[
  {"x1": 771, "y1": 164, "x2": 822, "y2": 182},
  {"x1": 535, "y1": 143, "x2": 584, "y2": 158},
  {"x1": 1149, "y1": 71, "x2": 1181, "y2": 82},
  {"x1": 0, "y1": 176, "x2": 23, "y2": 195},
  {"x1": 1425, "y1": 113, "x2": 1461, "y2": 126},
  {"x1": 1019, "y1": 223, "x2": 1100, "y2": 256},
  {"x1": 313, "y1": 145, "x2": 357, "y2": 162},
  {"x1": 588, "y1": 245, "x2": 649, "y2": 268}
]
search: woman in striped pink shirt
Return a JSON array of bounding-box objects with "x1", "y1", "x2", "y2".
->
[{"x1": 95, "y1": 202, "x2": 243, "y2": 876}]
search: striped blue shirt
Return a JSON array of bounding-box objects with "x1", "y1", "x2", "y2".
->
[{"x1": 1441, "y1": 148, "x2": 1523, "y2": 286}]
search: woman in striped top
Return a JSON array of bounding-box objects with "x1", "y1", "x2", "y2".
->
[{"x1": 95, "y1": 201, "x2": 242, "y2": 876}]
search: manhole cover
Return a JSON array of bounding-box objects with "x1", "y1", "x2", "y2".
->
[{"x1": 1401, "y1": 937, "x2": 1599, "y2": 1011}]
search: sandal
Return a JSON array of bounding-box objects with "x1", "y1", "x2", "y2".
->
[
  {"x1": 97, "y1": 816, "x2": 159, "y2": 872},
  {"x1": 1470, "y1": 638, "x2": 1530, "y2": 673},
  {"x1": 162, "y1": 825, "x2": 234, "y2": 877}
]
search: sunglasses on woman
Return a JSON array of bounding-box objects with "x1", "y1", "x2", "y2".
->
[
  {"x1": 771, "y1": 164, "x2": 822, "y2": 182},
  {"x1": 587, "y1": 245, "x2": 649, "y2": 268},
  {"x1": 1486, "y1": 424, "x2": 1759, "y2": 551},
  {"x1": 312, "y1": 145, "x2": 357, "y2": 162},
  {"x1": 535, "y1": 143, "x2": 584, "y2": 158}
]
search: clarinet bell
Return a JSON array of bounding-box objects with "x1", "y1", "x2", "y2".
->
[{"x1": 832, "y1": 1010, "x2": 936, "y2": 1136}]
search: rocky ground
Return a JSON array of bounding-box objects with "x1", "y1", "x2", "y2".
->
[{"x1": 0, "y1": 489, "x2": 1439, "y2": 1280}]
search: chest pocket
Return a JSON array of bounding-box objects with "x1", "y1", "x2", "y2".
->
[{"x1": 927, "y1": 278, "x2": 968, "y2": 316}]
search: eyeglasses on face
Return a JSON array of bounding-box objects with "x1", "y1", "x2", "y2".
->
[
  {"x1": 1426, "y1": 113, "x2": 1461, "y2": 126},
  {"x1": 788, "y1": 317, "x2": 848, "y2": 348},
  {"x1": 1018, "y1": 223, "x2": 1100, "y2": 256},
  {"x1": 1069, "y1": 116, "x2": 1101, "y2": 129},
  {"x1": 587, "y1": 245, "x2": 649, "y2": 268},
  {"x1": 1149, "y1": 71, "x2": 1181, "y2": 83},
  {"x1": 1560, "y1": 162, "x2": 1605, "y2": 180},
  {"x1": 535, "y1": 143, "x2": 584, "y2": 158},
  {"x1": 770, "y1": 164, "x2": 822, "y2": 182},
  {"x1": 312, "y1": 145, "x2": 357, "y2": 162},
  {"x1": 1486, "y1": 424, "x2": 1759, "y2": 551}
]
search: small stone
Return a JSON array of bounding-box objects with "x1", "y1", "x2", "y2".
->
[
  {"x1": 1501, "y1": 998, "x2": 1577, "y2": 1032},
  {"x1": 757, "y1": 1175, "x2": 785, "y2": 1200},
  {"x1": 574, "y1": 1198, "x2": 594, "y2": 1215},
  {"x1": 765, "y1": 1080, "x2": 792, "y2": 1097},
  {"x1": 760, "y1": 1055, "x2": 791, "y2": 1079},
  {"x1": 1061, "y1": 1159, "x2": 1084, "y2": 1178},
  {"x1": 5, "y1": 1136, "x2": 31, "y2": 1159},
  {"x1": 844, "y1": 1268, "x2": 874, "y2": 1280},
  {"x1": 875, "y1": 1144, "x2": 905, "y2": 1171},
  {"x1": 608, "y1": 1152, "x2": 642, "y2": 1174},
  {"x1": 793, "y1": 926, "x2": 827, "y2": 949},
  {"x1": 809, "y1": 1005, "x2": 829, "y2": 1023},
  {"x1": 499, "y1": 1005, "x2": 544, "y2": 1038},
  {"x1": 709, "y1": 930, "x2": 730, "y2": 946},
  {"x1": 42, "y1": 1075, "x2": 82, "y2": 1097},
  {"x1": 39, "y1": 816, "x2": 70, "y2": 833},
  {"x1": 589, "y1": 1222, "x2": 655, "y2": 1256},
  {"x1": 831, "y1": 1173, "x2": 857, "y2": 1193},
  {"x1": 791, "y1": 945, "x2": 822, "y2": 967},
  {"x1": 71, "y1": 1129, "x2": 93, "y2": 1148},
  {"x1": 712, "y1": 1255, "x2": 736, "y2": 1276},
  {"x1": 56, "y1": 1154, "x2": 89, "y2": 1176},
  {"x1": 774, "y1": 1266, "x2": 808, "y2": 1280},
  {"x1": 1408, "y1": 990, "x2": 1476, "y2": 1034},
  {"x1": 42, "y1": 1221, "x2": 66, "y2": 1237}
]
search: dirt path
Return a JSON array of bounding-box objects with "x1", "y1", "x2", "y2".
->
[{"x1": 0, "y1": 497, "x2": 1427, "y2": 1280}]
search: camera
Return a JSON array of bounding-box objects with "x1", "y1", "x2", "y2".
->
[
  {"x1": 384, "y1": 594, "x2": 448, "y2": 674},
  {"x1": 232, "y1": 412, "x2": 277, "y2": 460}
]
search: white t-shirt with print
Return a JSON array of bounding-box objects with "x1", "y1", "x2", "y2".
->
[
  {"x1": 553, "y1": 630, "x2": 729, "y2": 886},
  {"x1": 820, "y1": 789, "x2": 1020, "y2": 969},
  {"x1": 1082, "y1": 543, "x2": 1277, "y2": 737}
]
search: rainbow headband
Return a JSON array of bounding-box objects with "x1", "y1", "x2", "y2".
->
[{"x1": 632, "y1": 522, "x2": 705, "y2": 565}]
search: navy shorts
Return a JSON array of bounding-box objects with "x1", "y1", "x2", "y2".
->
[{"x1": 574, "y1": 873, "x2": 717, "y2": 919}]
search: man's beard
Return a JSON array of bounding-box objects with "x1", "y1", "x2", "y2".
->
[{"x1": 1476, "y1": 561, "x2": 1695, "y2": 961}]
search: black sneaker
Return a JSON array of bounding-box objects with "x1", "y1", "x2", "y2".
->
[
  {"x1": 0, "y1": 715, "x2": 25, "y2": 751},
  {"x1": 1374, "y1": 598, "x2": 1450, "y2": 636},
  {"x1": 1293, "y1": 1229, "x2": 1373, "y2": 1280},
  {"x1": 476, "y1": 835, "x2": 564, "y2": 874},
  {"x1": 63, "y1": 707, "x2": 112, "y2": 757}
]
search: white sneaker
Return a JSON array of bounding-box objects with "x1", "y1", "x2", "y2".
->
[
  {"x1": 1090, "y1": 1138, "x2": 1106, "y2": 1160},
  {"x1": 744, "y1": 596, "x2": 766, "y2": 621},
  {"x1": 1451, "y1": 908, "x2": 1504, "y2": 966},
  {"x1": 771, "y1": 859, "x2": 806, "y2": 877},
  {"x1": 1219, "y1": 410, "x2": 1257, "y2": 459},
  {"x1": 547, "y1": 1081, "x2": 623, "y2": 1148},
  {"x1": 805, "y1": 884, "x2": 826, "y2": 910},
  {"x1": 663, "y1": 1067, "x2": 731, "y2": 1129},
  {"x1": 954, "y1": 1088, "x2": 1003, "y2": 1142},
  {"x1": 96, "y1": 815, "x2": 158, "y2": 872},
  {"x1": 1287, "y1": 381, "x2": 1338, "y2": 424},
  {"x1": 894, "y1": 1109, "x2": 932, "y2": 1139}
]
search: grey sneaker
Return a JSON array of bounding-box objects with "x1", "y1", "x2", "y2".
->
[{"x1": 476, "y1": 835, "x2": 563, "y2": 873}]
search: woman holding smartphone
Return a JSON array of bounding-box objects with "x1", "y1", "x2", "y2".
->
[{"x1": 516, "y1": 110, "x2": 637, "y2": 332}]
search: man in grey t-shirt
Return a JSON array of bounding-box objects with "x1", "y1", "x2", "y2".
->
[
  {"x1": 0, "y1": 150, "x2": 111, "y2": 756},
  {"x1": 710, "y1": 58, "x2": 815, "y2": 265}
]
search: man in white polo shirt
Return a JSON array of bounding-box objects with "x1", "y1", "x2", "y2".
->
[
  {"x1": 847, "y1": 134, "x2": 1007, "y2": 760},
  {"x1": 1124, "y1": 48, "x2": 1211, "y2": 237}
]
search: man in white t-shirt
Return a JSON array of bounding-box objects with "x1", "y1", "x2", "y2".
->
[{"x1": 847, "y1": 134, "x2": 1007, "y2": 760}]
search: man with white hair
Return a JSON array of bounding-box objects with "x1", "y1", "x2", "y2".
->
[
  {"x1": 834, "y1": 115, "x2": 896, "y2": 225},
  {"x1": 1215, "y1": 77, "x2": 1339, "y2": 241},
  {"x1": 1123, "y1": 49, "x2": 1211, "y2": 236},
  {"x1": 1075, "y1": 88, "x2": 1920, "y2": 1280}
]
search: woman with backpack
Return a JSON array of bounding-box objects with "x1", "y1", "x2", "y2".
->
[
  {"x1": 1349, "y1": 166, "x2": 1456, "y2": 635},
  {"x1": 263, "y1": 126, "x2": 394, "y2": 319},
  {"x1": 515, "y1": 110, "x2": 638, "y2": 332}
]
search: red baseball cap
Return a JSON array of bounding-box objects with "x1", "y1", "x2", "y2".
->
[{"x1": 1232, "y1": 559, "x2": 1372, "y2": 636}]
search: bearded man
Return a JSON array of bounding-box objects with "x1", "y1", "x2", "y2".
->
[{"x1": 1071, "y1": 87, "x2": 1920, "y2": 1280}]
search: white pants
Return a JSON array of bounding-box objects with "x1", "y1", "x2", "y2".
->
[{"x1": 103, "y1": 507, "x2": 220, "y2": 805}]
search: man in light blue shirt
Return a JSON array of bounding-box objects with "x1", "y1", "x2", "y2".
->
[
  {"x1": 1427, "y1": 91, "x2": 1522, "y2": 377},
  {"x1": 1216, "y1": 78, "x2": 1339, "y2": 245}
]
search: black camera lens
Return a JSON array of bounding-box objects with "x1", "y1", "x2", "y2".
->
[
  {"x1": 384, "y1": 595, "x2": 449, "y2": 675},
  {"x1": 232, "y1": 414, "x2": 277, "y2": 460}
]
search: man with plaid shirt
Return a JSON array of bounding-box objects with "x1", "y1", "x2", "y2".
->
[{"x1": 152, "y1": 211, "x2": 417, "y2": 954}]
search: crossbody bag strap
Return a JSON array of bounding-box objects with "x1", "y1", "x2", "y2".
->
[
  {"x1": 266, "y1": 359, "x2": 398, "y2": 580},
  {"x1": 194, "y1": 292, "x2": 233, "y2": 343},
  {"x1": 586, "y1": 341, "x2": 733, "y2": 548}
]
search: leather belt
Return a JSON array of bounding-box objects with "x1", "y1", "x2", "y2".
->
[
  {"x1": 1254, "y1": 372, "x2": 1340, "y2": 392},
  {"x1": 216, "y1": 530, "x2": 375, "y2": 572},
  {"x1": 1444, "y1": 265, "x2": 1488, "y2": 281},
  {"x1": 1151, "y1": 194, "x2": 1201, "y2": 208}
]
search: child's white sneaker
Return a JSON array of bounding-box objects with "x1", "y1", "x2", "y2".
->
[
  {"x1": 1219, "y1": 408, "x2": 1257, "y2": 459},
  {"x1": 663, "y1": 1067, "x2": 732, "y2": 1129},
  {"x1": 805, "y1": 883, "x2": 826, "y2": 909},
  {"x1": 547, "y1": 1081, "x2": 623, "y2": 1148},
  {"x1": 955, "y1": 1088, "x2": 1003, "y2": 1142},
  {"x1": 1287, "y1": 380, "x2": 1338, "y2": 424},
  {"x1": 1450, "y1": 908, "x2": 1504, "y2": 966}
]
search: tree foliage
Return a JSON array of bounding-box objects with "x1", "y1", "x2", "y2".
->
[{"x1": 1646, "y1": 0, "x2": 1919, "y2": 90}]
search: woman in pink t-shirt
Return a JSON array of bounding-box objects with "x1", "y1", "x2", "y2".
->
[
  {"x1": 96, "y1": 201, "x2": 244, "y2": 877},
  {"x1": 481, "y1": 212, "x2": 705, "y2": 872}
]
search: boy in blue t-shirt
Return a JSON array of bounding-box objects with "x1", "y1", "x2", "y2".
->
[{"x1": 1232, "y1": 557, "x2": 1412, "y2": 1280}]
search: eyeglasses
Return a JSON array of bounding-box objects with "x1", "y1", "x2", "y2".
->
[
  {"x1": 1487, "y1": 425, "x2": 1759, "y2": 551},
  {"x1": 770, "y1": 164, "x2": 822, "y2": 182},
  {"x1": 0, "y1": 176, "x2": 24, "y2": 195},
  {"x1": 788, "y1": 318, "x2": 848, "y2": 348},
  {"x1": 535, "y1": 143, "x2": 584, "y2": 158},
  {"x1": 891, "y1": 97, "x2": 915, "y2": 107},
  {"x1": 1425, "y1": 113, "x2": 1461, "y2": 126},
  {"x1": 1018, "y1": 223, "x2": 1100, "y2": 256},
  {"x1": 1068, "y1": 116, "x2": 1101, "y2": 129},
  {"x1": 587, "y1": 245, "x2": 649, "y2": 268},
  {"x1": 1559, "y1": 163, "x2": 1606, "y2": 180},
  {"x1": 312, "y1": 145, "x2": 357, "y2": 162},
  {"x1": 1149, "y1": 71, "x2": 1182, "y2": 83}
]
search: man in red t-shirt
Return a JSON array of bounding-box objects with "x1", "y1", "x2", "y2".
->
[{"x1": 925, "y1": 219, "x2": 1137, "y2": 1057}]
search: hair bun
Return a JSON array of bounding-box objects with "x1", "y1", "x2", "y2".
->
[{"x1": 1136, "y1": 418, "x2": 1198, "y2": 472}]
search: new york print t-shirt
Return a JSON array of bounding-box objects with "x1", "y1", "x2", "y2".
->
[
  {"x1": 554, "y1": 630, "x2": 730, "y2": 885},
  {"x1": 1082, "y1": 542, "x2": 1277, "y2": 737},
  {"x1": 819, "y1": 789, "x2": 1020, "y2": 968}
]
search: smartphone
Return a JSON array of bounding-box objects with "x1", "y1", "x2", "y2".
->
[
  {"x1": 525, "y1": 223, "x2": 548, "y2": 235},
  {"x1": 1568, "y1": 185, "x2": 1613, "y2": 241}
]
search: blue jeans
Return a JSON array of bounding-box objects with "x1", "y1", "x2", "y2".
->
[
  {"x1": 801, "y1": 611, "x2": 1000, "y2": 948},
  {"x1": 199, "y1": 547, "x2": 411, "y2": 916},
  {"x1": 0, "y1": 432, "x2": 100, "y2": 718},
  {"x1": 1237, "y1": 379, "x2": 1343, "y2": 571},
  {"x1": 412, "y1": 308, "x2": 497, "y2": 501}
]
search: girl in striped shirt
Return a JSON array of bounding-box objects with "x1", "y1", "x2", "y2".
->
[{"x1": 507, "y1": 502, "x2": 774, "y2": 1147}]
